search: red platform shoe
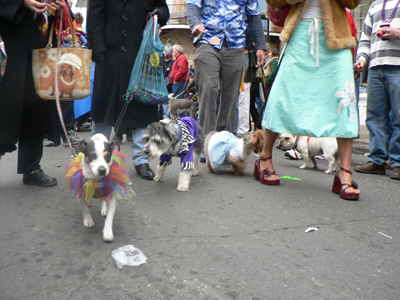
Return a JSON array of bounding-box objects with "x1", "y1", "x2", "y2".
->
[
  {"x1": 259, "y1": 156, "x2": 280, "y2": 185},
  {"x1": 332, "y1": 167, "x2": 360, "y2": 200}
]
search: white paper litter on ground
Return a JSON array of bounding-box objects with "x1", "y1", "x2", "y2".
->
[
  {"x1": 305, "y1": 227, "x2": 319, "y2": 233},
  {"x1": 111, "y1": 245, "x2": 147, "y2": 269}
]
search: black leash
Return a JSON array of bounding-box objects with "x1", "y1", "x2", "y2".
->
[{"x1": 254, "y1": 44, "x2": 287, "y2": 129}]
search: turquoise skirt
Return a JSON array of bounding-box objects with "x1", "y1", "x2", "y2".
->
[{"x1": 262, "y1": 19, "x2": 359, "y2": 138}]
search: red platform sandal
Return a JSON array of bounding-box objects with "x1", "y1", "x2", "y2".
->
[
  {"x1": 259, "y1": 156, "x2": 280, "y2": 185},
  {"x1": 332, "y1": 167, "x2": 360, "y2": 200}
]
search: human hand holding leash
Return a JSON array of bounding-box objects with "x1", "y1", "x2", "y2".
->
[
  {"x1": 354, "y1": 60, "x2": 365, "y2": 73},
  {"x1": 377, "y1": 26, "x2": 400, "y2": 40},
  {"x1": 255, "y1": 49, "x2": 266, "y2": 68},
  {"x1": 93, "y1": 52, "x2": 106, "y2": 66},
  {"x1": 192, "y1": 24, "x2": 205, "y2": 37},
  {"x1": 24, "y1": 0, "x2": 63, "y2": 13}
]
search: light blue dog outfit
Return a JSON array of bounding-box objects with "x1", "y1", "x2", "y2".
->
[{"x1": 207, "y1": 131, "x2": 246, "y2": 170}]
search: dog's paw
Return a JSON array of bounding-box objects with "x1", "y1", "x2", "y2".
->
[
  {"x1": 191, "y1": 169, "x2": 199, "y2": 177},
  {"x1": 103, "y1": 229, "x2": 114, "y2": 242},
  {"x1": 177, "y1": 183, "x2": 189, "y2": 192},
  {"x1": 83, "y1": 217, "x2": 95, "y2": 228},
  {"x1": 324, "y1": 169, "x2": 332, "y2": 174},
  {"x1": 299, "y1": 164, "x2": 307, "y2": 169},
  {"x1": 312, "y1": 164, "x2": 318, "y2": 169},
  {"x1": 101, "y1": 202, "x2": 107, "y2": 217},
  {"x1": 154, "y1": 175, "x2": 162, "y2": 181}
]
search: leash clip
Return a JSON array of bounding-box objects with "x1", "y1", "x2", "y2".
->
[{"x1": 122, "y1": 91, "x2": 132, "y2": 103}]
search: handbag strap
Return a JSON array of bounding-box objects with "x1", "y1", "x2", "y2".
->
[
  {"x1": 68, "y1": 9, "x2": 78, "y2": 46},
  {"x1": 46, "y1": 6, "x2": 78, "y2": 48},
  {"x1": 47, "y1": 19, "x2": 56, "y2": 48},
  {"x1": 116, "y1": 16, "x2": 159, "y2": 138},
  {"x1": 152, "y1": 15, "x2": 158, "y2": 40}
]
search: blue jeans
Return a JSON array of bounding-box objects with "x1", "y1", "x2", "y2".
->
[
  {"x1": 92, "y1": 121, "x2": 149, "y2": 165},
  {"x1": 172, "y1": 82, "x2": 185, "y2": 99},
  {"x1": 366, "y1": 66, "x2": 400, "y2": 167},
  {"x1": 163, "y1": 104, "x2": 171, "y2": 119},
  {"x1": 170, "y1": 82, "x2": 186, "y2": 118}
]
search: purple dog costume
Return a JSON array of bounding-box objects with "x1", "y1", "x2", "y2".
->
[{"x1": 159, "y1": 117, "x2": 199, "y2": 170}]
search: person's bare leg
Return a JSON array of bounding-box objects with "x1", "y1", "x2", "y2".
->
[
  {"x1": 259, "y1": 128, "x2": 280, "y2": 181},
  {"x1": 337, "y1": 138, "x2": 360, "y2": 195}
]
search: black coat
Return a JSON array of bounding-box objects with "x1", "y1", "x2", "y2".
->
[
  {"x1": 87, "y1": 0, "x2": 170, "y2": 128},
  {"x1": 0, "y1": 0, "x2": 61, "y2": 148}
]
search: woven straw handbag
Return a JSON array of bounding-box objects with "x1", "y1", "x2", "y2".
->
[{"x1": 32, "y1": 11, "x2": 92, "y2": 100}]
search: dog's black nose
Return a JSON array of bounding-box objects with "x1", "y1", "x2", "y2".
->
[
  {"x1": 98, "y1": 166, "x2": 107, "y2": 176},
  {"x1": 144, "y1": 149, "x2": 150, "y2": 155}
]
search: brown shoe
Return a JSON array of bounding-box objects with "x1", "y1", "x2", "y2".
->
[
  {"x1": 390, "y1": 166, "x2": 400, "y2": 180},
  {"x1": 354, "y1": 162, "x2": 385, "y2": 175}
]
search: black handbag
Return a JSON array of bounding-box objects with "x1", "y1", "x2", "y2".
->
[
  {"x1": 245, "y1": 48, "x2": 265, "y2": 84},
  {"x1": 244, "y1": 48, "x2": 257, "y2": 83}
]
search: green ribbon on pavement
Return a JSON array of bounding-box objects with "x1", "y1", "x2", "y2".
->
[{"x1": 280, "y1": 176, "x2": 301, "y2": 181}]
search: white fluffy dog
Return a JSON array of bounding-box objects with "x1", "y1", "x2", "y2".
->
[{"x1": 278, "y1": 133, "x2": 340, "y2": 174}]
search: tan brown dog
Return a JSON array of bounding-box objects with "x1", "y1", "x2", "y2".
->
[
  {"x1": 204, "y1": 129, "x2": 264, "y2": 176},
  {"x1": 169, "y1": 95, "x2": 198, "y2": 119},
  {"x1": 249, "y1": 129, "x2": 264, "y2": 154}
]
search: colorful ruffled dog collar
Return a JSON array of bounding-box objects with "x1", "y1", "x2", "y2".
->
[{"x1": 65, "y1": 149, "x2": 134, "y2": 204}]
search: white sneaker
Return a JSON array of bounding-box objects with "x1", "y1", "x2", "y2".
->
[
  {"x1": 284, "y1": 149, "x2": 302, "y2": 160},
  {"x1": 44, "y1": 138, "x2": 54, "y2": 147}
]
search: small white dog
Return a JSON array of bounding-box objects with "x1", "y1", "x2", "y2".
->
[
  {"x1": 278, "y1": 133, "x2": 340, "y2": 174},
  {"x1": 141, "y1": 116, "x2": 204, "y2": 192},
  {"x1": 65, "y1": 133, "x2": 134, "y2": 242}
]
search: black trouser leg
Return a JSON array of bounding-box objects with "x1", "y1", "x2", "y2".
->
[
  {"x1": 17, "y1": 65, "x2": 45, "y2": 174},
  {"x1": 249, "y1": 83, "x2": 261, "y2": 129},
  {"x1": 61, "y1": 101, "x2": 75, "y2": 139}
]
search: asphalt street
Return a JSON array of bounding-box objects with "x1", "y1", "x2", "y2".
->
[{"x1": 0, "y1": 126, "x2": 399, "y2": 300}]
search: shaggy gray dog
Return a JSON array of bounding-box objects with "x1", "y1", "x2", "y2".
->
[{"x1": 141, "y1": 117, "x2": 204, "y2": 192}]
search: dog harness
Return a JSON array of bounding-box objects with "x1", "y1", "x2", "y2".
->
[
  {"x1": 293, "y1": 135, "x2": 311, "y2": 160},
  {"x1": 160, "y1": 116, "x2": 198, "y2": 170},
  {"x1": 65, "y1": 147, "x2": 134, "y2": 204},
  {"x1": 207, "y1": 131, "x2": 246, "y2": 169}
]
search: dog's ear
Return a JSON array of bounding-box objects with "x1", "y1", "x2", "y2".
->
[
  {"x1": 249, "y1": 134, "x2": 257, "y2": 148},
  {"x1": 165, "y1": 125, "x2": 178, "y2": 142},
  {"x1": 109, "y1": 141, "x2": 120, "y2": 152},
  {"x1": 76, "y1": 140, "x2": 87, "y2": 155},
  {"x1": 159, "y1": 120, "x2": 177, "y2": 142},
  {"x1": 249, "y1": 130, "x2": 264, "y2": 153}
]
